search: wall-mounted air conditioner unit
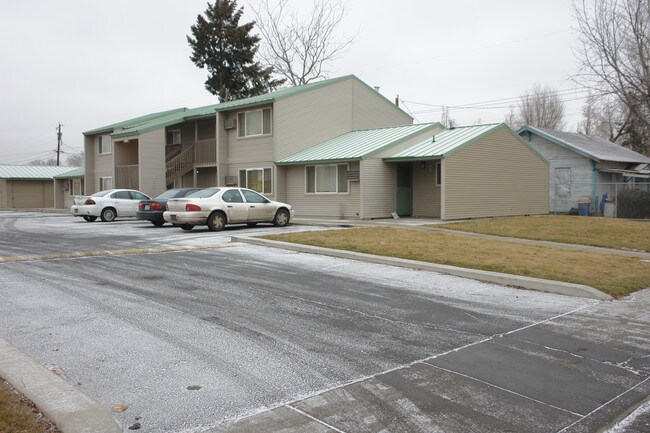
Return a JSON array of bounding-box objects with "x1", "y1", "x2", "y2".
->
[{"x1": 224, "y1": 118, "x2": 237, "y2": 130}]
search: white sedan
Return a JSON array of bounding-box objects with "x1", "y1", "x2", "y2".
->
[
  {"x1": 71, "y1": 189, "x2": 151, "y2": 222},
  {"x1": 163, "y1": 187, "x2": 295, "y2": 231}
]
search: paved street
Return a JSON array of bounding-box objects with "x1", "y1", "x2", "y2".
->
[{"x1": 0, "y1": 212, "x2": 648, "y2": 432}]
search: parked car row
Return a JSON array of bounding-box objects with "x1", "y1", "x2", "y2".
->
[{"x1": 70, "y1": 187, "x2": 295, "y2": 231}]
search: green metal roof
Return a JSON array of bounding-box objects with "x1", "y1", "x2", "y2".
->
[
  {"x1": 53, "y1": 167, "x2": 85, "y2": 179},
  {"x1": 0, "y1": 165, "x2": 82, "y2": 180},
  {"x1": 83, "y1": 107, "x2": 188, "y2": 136},
  {"x1": 276, "y1": 123, "x2": 442, "y2": 165},
  {"x1": 110, "y1": 104, "x2": 221, "y2": 139},
  {"x1": 384, "y1": 123, "x2": 503, "y2": 161}
]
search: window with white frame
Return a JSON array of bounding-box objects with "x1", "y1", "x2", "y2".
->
[
  {"x1": 435, "y1": 162, "x2": 441, "y2": 186},
  {"x1": 99, "y1": 176, "x2": 113, "y2": 191},
  {"x1": 98, "y1": 135, "x2": 112, "y2": 155},
  {"x1": 239, "y1": 168, "x2": 272, "y2": 194},
  {"x1": 166, "y1": 129, "x2": 182, "y2": 145},
  {"x1": 237, "y1": 108, "x2": 271, "y2": 138},
  {"x1": 306, "y1": 164, "x2": 349, "y2": 194}
]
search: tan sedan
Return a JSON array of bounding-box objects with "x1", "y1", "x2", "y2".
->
[{"x1": 163, "y1": 187, "x2": 295, "y2": 231}]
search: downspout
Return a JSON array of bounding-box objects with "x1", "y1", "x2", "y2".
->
[{"x1": 591, "y1": 160, "x2": 597, "y2": 214}]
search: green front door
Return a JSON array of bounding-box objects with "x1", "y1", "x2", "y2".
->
[{"x1": 396, "y1": 164, "x2": 412, "y2": 216}]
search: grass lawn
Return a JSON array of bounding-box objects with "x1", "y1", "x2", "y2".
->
[
  {"x1": 0, "y1": 378, "x2": 59, "y2": 433},
  {"x1": 264, "y1": 227, "x2": 650, "y2": 297},
  {"x1": 437, "y1": 215, "x2": 650, "y2": 252}
]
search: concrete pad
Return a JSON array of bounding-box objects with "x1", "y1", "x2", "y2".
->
[
  {"x1": 427, "y1": 336, "x2": 644, "y2": 417},
  {"x1": 289, "y1": 362, "x2": 578, "y2": 433}
]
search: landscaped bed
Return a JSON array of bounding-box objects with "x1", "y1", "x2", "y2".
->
[
  {"x1": 436, "y1": 215, "x2": 650, "y2": 252},
  {"x1": 0, "y1": 378, "x2": 59, "y2": 433},
  {"x1": 263, "y1": 226, "x2": 650, "y2": 298}
]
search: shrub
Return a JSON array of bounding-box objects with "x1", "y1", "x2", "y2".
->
[{"x1": 617, "y1": 189, "x2": 650, "y2": 219}]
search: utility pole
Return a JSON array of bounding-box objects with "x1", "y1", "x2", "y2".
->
[{"x1": 56, "y1": 123, "x2": 63, "y2": 166}]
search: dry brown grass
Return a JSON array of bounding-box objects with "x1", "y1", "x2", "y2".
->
[
  {"x1": 264, "y1": 227, "x2": 650, "y2": 297},
  {"x1": 438, "y1": 215, "x2": 650, "y2": 252},
  {"x1": 0, "y1": 379, "x2": 59, "y2": 433}
]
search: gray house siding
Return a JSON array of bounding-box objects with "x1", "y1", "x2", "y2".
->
[
  {"x1": 285, "y1": 162, "x2": 361, "y2": 218},
  {"x1": 360, "y1": 159, "x2": 396, "y2": 219},
  {"x1": 412, "y1": 161, "x2": 441, "y2": 217},
  {"x1": 94, "y1": 135, "x2": 114, "y2": 192},
  {"x1": 351, "y1": 80, "x2": 412, "y2": 130},
  {"x1": 139, "y1": 129, "x2": 166, "y2": 196}
]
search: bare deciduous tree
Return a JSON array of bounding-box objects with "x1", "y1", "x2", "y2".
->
[
  {"x1": 66, "y1": 152, "x2": 85, "y2": 167},
  {"x1": 573, "y1": 0, "x2": 650, "y2": 154},
  {"x1": 507, "y1": 84, "x2": 566, "y2": 130},
  {"x1": 252, "y1": 0, "x2": 356, "y2": 86}
]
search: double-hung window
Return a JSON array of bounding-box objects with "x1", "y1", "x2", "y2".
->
[
  {"x1": 306, "y1": 164, "x2": 348, "y2": 194},
  {"x1": 99, "y1": 176, "x2": 113, "y2": 191},
  {"x1": 237, "y1": 108, "x2": 271, "y2": 138},
  {"x1": 239, "y1": 168, "x2": 272, "y2": 194},
  {"x1": 167, "y1": 129, "x2": 182, "y2": 145},
  {"x1": 98, "y1": 135, "x2": 112, "y2": 155}
]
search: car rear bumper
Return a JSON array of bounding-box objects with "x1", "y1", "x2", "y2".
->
[
  {"x1": 136, "y1": 211, "x2": 164, "y2": 222},
  {"x1": 71, "y1": 205, "x2": 100, "y2": 217},
  {"x1": 163, "y1": 211, "x2": 208, "y2": 225}
]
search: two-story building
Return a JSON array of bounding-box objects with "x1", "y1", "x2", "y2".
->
[{"x1": 82, "y1": 75, "x2": 549, "y2": 220}]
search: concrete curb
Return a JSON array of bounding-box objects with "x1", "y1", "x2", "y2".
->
[
  {"x1": 0, "y1": 338, "x2": 121, "y2": 433},
  {"x1": 231, "y1": 236, "x2": 612, "y2": 301}
]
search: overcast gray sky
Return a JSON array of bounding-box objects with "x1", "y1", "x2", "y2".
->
[{"x1": 0, "y1": 0, "x2": 582, "y2": 166}]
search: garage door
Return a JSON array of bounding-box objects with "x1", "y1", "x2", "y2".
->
[{"x1": 11, "y1": 181, "x2": 53, "y2": 208}]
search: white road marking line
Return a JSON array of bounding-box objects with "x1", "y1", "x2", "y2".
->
[
  {"x1": 422, "y1": 363, "x2": 584, "y2": 418},
  {"x1": 554, "y1": 376, "x2": 650, "y2": 433},
  {"x1": 288, "y1": 405, "x2": 349, "y2": 433}
]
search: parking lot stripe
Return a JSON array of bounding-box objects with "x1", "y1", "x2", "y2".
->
[
  {"x1": 422, "y1": 362, "x2": 584, "y2": 417},
  {"x1": 287, "y1": 406, "x2": 349, "y2": 433}
]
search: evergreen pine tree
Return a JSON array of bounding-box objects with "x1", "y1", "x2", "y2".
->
[{"x1": 187, "y1": 0, "x2": 284, "y2": 102}]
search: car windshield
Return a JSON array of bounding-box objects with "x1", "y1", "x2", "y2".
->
[
  {"x1": 155, "y1": 189, "x2": 184, "y2": 199},
  {"x1": 187, "y1": 188, "x2": 220, "y2": 198},
  {"x1": 91, "y1": 190, "x2": 111, "y2": 197}
]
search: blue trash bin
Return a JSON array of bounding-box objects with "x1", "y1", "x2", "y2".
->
[{"x1": 578, "y1": 202, "x2": 590, "y2": 216}]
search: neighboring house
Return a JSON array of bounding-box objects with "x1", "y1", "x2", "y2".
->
[
  {"x1": 53, "y1": 167, "x2": 85, "y2": 209},
  {"x1": 81, "y1": 75, "x2": 549, "y2": 220},
  {"x1": 518, "y1": 126, "x2": 650, "y2": 213},
  {"x1": 0, "y1": 165, "x2": 81, "y2": 209}
]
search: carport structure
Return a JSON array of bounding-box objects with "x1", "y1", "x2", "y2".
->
[{"x1": 0, "y1": 165, "x2": 81, "y2": 209}]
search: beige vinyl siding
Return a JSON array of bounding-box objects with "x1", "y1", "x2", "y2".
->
[
  {"x1": 352, "y1": 80, "x2": 412, "y2": 130},
  {"x1": 274, "y1": 80, "x2": 354, "y2": 160},
  {"x1": 0, "y1": 179, "x2": 7, "y2": 208},
  {"x1": 412, "y1": 161, "x2": 441, "y2": 217},
  {"x1": 444, "y1": 128, "x2": 549, "y2": 220},
  {"x1": 139, "y1": 129, "x2": 166, "y2": 196},
  {"x1": 360, "y1": 159, "x2": 396, "y2": 219},
  {"x1": 83, "y1": 136, "x2": 95, "y2": 194},
  {"x1": 285, "y1": 163, "x2": 360, "y2": 218},
  {"x1": 275, "y1": 165, "x2": 287, "y2": 203},
  {"x1": 522, "y1": 134, "x2": 593, "y2": 213},
  {"x1": 94, "y1": 135, "x2": 114, "y2": 191},
  {"x1": 216, "y1": 112, "x2": 229, "y2": 186}
]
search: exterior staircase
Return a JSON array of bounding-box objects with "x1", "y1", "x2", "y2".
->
[{"x1": 166, "y1": 144, "x2": 194, "y2": 186}]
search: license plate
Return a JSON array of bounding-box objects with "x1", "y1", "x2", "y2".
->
[
  {"x1": 74, "y1": 209, "x2": 78, "y2": 214},
  {"x1": 171, "y1": 215, "x2": 177, "y2": 221},
  {"x1": 144, "y1": 205, "x2": 150, "y2": 210}
]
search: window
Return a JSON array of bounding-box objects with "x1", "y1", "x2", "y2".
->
[
  {"x1": 222, "y1": 189, "x2": 244, "y2": 203},
  {"x1": 111, "y1": 191, "x2": 131, "y2": 199},
  {"x1": 98, "y1": 135, "x2": 112, "y2": 155},
  {"x1": 237, "y1": 108, "x2": 271, "y2": 138},
  {"x1": 306, "y1": 164, "x2": 349, "y2": 194},
  {"x1": 239, "y1": 168, "x2": 272, "y2": 194},
  {"x1": 167, "y1": 129, "x2": 182, "y2": 145},
  {"x1": 130, "y1": 191, "x2": 149, "y2": 200},
  {"x1": 69, "y1": 179, "x2": 82, "y2": 196},
  {"x1": 99, "y1": 177, "x2": 112, "y2": 191},
  {"x1": 435, "y1": 162, "x2": 441, "y2": 186},
  {"x1": 241, "y1": 189, "x2": 268, "y2": 203}
]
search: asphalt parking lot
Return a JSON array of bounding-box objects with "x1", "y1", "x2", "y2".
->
[{"x1": 0, "y1": 211, "x2": 648, "y2": 433}]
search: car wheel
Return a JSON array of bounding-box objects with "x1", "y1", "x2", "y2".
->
[
  {"x1": 152, "y1": 220, "x2": 165, "y2": 227},
  {"x1": 83, "y1": 216, "x2": 97, "y2": 222},
  {"x1": 207, "y1": 211, "x2": 226, "y2": 231},
  {"x1": 180, "y1": 224, "x2": 194, "y2": 231},
  {"x1": 273, "y1": 209, "x2": 290, "y2": 227},
  {"x1": 100, "y1": 208, "x2": 116, "y2": 222},
  {"x1": 246, "y1": 222, "x2": 258, "y2": 227}
]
